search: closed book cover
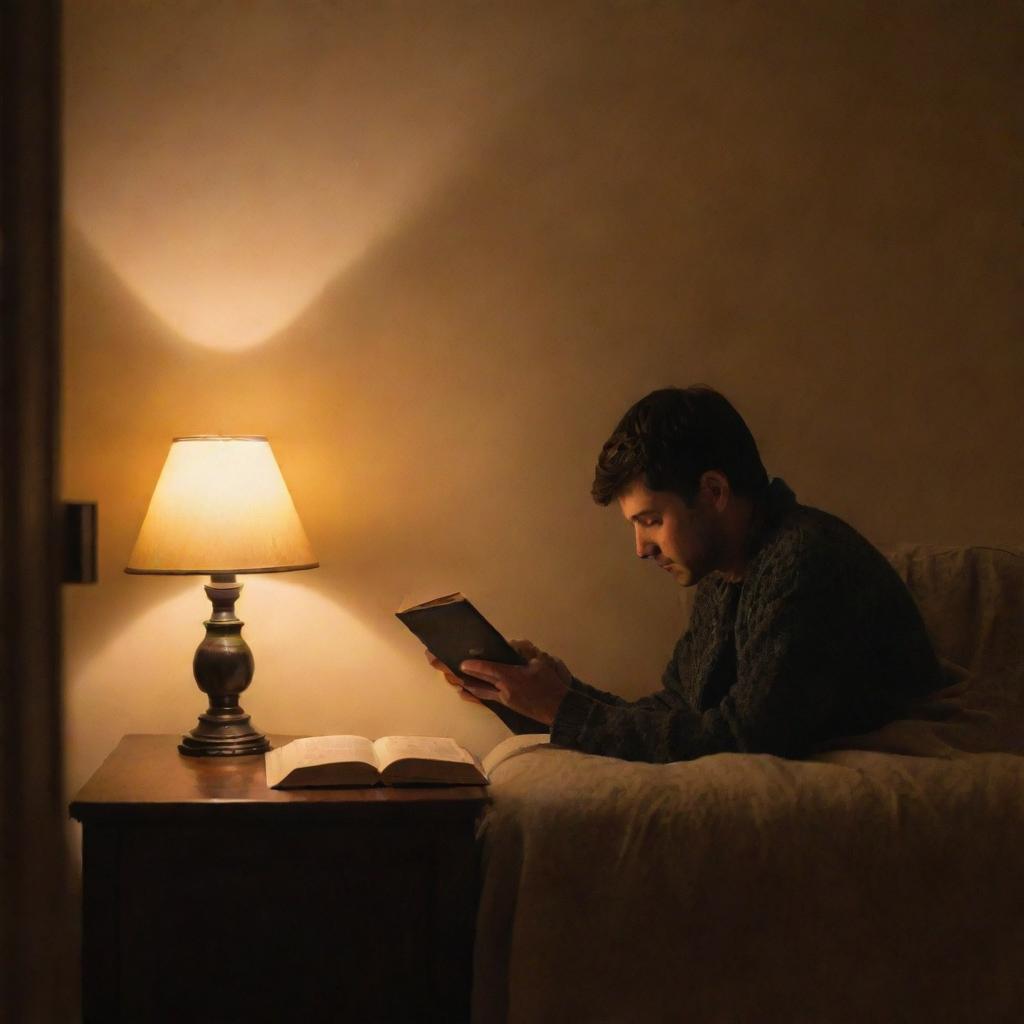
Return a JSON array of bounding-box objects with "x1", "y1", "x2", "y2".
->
[{"x1": 396, "y1": 592, "x2": 549, "y2": 735}]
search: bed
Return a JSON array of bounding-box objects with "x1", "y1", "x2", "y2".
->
[{"x1": 472, "y1": 545, "x2": 1024, "y2": 1023}]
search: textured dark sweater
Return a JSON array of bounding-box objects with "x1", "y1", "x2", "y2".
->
[{"x1": 550, "y1": 478, "x2": 944, "y2": 762}]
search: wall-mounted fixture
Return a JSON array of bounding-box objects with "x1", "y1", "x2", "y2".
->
[{"x1": 62, "y1": 501, "x2": 98, "y2": 584}]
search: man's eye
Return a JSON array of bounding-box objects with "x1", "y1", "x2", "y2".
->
[{"x1": 640, "y1": 519, "x2": 661, "y2": 528}]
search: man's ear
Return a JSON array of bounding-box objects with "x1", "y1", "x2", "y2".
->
[{"x1": 700, "y1": 470, "x2": 732, "y2": 511}]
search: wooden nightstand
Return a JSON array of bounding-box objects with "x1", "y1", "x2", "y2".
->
[{"x1": 69, "y1": 735, "x2": 489, "y2": 1023}]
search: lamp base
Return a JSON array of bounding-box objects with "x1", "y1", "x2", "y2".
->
[
  {"x1": 179, "y1": 574, "x2": 271, "y2": 757},
  {"x1": 179, "y1": 707, "x2": 270, "y2": 757}
]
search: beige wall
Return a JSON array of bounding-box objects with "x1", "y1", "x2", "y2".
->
[{"x1": 63, "y1": 1, "x2": 1023, "y2": 810}]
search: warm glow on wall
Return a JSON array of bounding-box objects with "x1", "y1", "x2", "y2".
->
[
  {"x1": 63, "y1": 3, "x2": 561, "y2": 351},
  {"x1": 68, "y1": 186, "x2": 397, "y2": 352},
  {"x1": 66, "y1": 150, "x2": 447, "y2": 351}
]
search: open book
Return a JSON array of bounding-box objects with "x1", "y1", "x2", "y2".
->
[{"x1": 265, "y1": 732, "x2": 550, "y2": 789}]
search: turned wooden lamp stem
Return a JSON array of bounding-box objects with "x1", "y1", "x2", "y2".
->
[{"x1": 178, "y1": 573, "x2": 269, "y2": 757}]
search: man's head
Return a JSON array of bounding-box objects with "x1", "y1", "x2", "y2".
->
[{"x1": 592, "y1": 386, "x2": 769, "y2": 586}]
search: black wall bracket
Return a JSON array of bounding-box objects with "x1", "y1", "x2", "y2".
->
[{"x1": 62, "y1": 502, "x2": 97, "y2": 584}]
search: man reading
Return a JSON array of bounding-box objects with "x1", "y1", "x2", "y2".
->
[{"x1": 428, "y1": 385, "x2": 943, "y2": 762}]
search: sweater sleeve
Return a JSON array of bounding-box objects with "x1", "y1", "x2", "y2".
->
[
  {"x1": 565, "y1": 673, "x2": 688, "y2": 711},
  {"x1": 550, "y1": 546, "x2": 843, "y2": 762},
  {"x1": 562, "y1": 616, "x2": 696, "y2": 709},
  {"x1": 551, "y1": 629, "x2": 699, "y2": 759}
]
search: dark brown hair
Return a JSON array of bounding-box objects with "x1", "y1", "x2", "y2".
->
[{"x1": 591, "y1": 386, "x2": 769, "y2": 506}]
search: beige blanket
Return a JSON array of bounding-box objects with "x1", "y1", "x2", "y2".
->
[{"x1": 473, "y1": 662, "x2": 1024, "y2": 1024}]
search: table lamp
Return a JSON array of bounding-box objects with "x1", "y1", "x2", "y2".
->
[{"x1": 126, "y1": 436, "x2": 318, "y2": 756}]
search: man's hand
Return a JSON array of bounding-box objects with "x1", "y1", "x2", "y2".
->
[
  {"x1": 424, "y1": 647, "x2": 487, "y2": 705},
  {"x1": 424, "y1": 639, "x2": 573, "y2": 725},
  {"x1": 459, "y1": 638, "x2": 572, "y2": 726}
]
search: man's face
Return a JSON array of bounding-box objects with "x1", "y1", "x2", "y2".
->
[{"x1": 617, "y1": 477, "x2": 722, "y2": 587}]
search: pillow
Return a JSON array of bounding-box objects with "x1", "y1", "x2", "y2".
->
[{"x1": 884, "y1": 544, "x2": 1024, "y2": 676}]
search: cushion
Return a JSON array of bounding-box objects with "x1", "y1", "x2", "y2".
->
[
  {"x1": 884, "y1": 544, "x2": 1024, "y2": 675},
  {"x1": 827, "y1": 544, "x2": 1024, "y2": 758}
]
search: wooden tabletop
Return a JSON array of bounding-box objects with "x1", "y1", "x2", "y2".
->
[{"x1": 69, "y1": 734, "x2": 490, "y2": 824}]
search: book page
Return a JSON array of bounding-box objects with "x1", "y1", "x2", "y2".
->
[
  {"x1": 396, "y1": 591, "x2": 465, "y2": 614},
  {"x1": 287, "y1": 735, "x2": 378, "y2": 767},
  {"x1": 373, "y1": 735, "x2": 475, "y2": 772},
  {"x1": 482, "y1": 733, "x2": 551, "y2": 777},
  {"x1": 266, "y1": 735, "x2": 377, "y2": 785}
]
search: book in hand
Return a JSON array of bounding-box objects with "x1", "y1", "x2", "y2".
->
[
  {"x1": 265, "y1": 732, "x2": 550, "y2": 789},
  {"x1": 395, "y1": 592, "x2": 549, "y2": 735}
]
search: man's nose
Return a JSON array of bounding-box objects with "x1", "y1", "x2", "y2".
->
[{"x1": 636, "y1": 536, "x2": 659, "y2": 560}]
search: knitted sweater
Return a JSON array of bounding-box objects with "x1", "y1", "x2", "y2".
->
[{"x1": 550, "y1": 478, "x2": 944, "y2": 762}]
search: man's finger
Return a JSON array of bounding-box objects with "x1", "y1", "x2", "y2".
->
[
  {"x1": 425, "y1": 649, "x2": 448, "y2": 670},
  {"x1": 540, "y1": 652, "x2": 573, "y2": 686},
  {"x1": 460, "y1": 659, "x2": 502, "y2": 681},
  {"x1": 461, "y1": 681, "x2": 503, "y2": 704},
  {"x1": 424, "y1": 650, "x2": 468, "y2": 689},
  {"x1": 509, "y1": 638, "x2": 541, "y2": 660}
]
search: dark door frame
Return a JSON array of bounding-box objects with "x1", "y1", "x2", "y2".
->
[{"x1": 1, "y1": 1, "x2": 74, "y2": 1019}]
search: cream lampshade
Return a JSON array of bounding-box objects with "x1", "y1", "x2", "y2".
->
[{"x1": 126, "y1": 436, "x2": 318, "y2": 756}]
